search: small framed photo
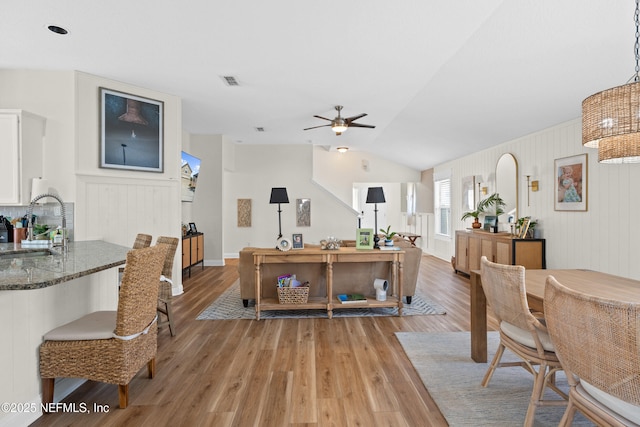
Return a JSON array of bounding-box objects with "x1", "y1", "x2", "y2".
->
[
  {"x1": 483, "y1": 215, "x2": 496, "y2": 231},
  {"x1": 555, "y1": 154, "x2": 587, "y2": 211},
  {"x1": 100, "y1": 88, "x2": 164, "y2": 172},
  {"x1": 356, "y1": 228, "x2": 374, "y2": 250},
  {"x1": 292, "y1": 233, "x2": 304, "y2": 249},
  {"x1": 189, "y1": 222, "x2": 198, "y2": 234}
]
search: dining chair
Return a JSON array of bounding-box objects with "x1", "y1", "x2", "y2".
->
[
  {"x1": 545, "y1": 275, "x2": 640, "y2": 426},
  {"x1": 155, "y1": 236, "x2": 179, "y2": 337},
  {"x1": 119, "y1": 233, "x2": 153, "y2": 282},
  {"x1": 40, "y1": 244, "x2": 167, "y2": 409},
  {"x1": 479, "y1": 256, "x2": 567, "y2": 427}
]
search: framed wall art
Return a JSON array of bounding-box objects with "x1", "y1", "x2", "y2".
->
[
  {"x1": 296, "y1": 198, "x2": 311, "y2": 227},
  {"x1": 100, "y1": 88, "x2": 164, "y2": 172},
  {"x1": 555, "y1": 154, "x2": 587, "y2": 211},
  {"x1": 237, "y1": 198, "x2": 252, "y2": 227}
]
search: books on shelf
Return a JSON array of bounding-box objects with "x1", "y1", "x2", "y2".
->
[
  {"x1": 336, "y1": 293, "x2": 367, "y2": 304},
  {"x1": 378, "y1": 246, "x2": 400, "y2": 251}
]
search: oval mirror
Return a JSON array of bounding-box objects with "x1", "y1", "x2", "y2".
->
[{"x1": 495, "y1": 153, "x2": 518, "y2": 227}]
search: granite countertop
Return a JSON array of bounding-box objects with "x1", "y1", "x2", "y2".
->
[{"x1": 0, "y1": 241, "x2": 130, "y2": 290}]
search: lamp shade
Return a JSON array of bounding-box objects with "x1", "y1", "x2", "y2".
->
[
  {"x1": 269, "y1": 187, "x2": 289, "y2": 204},
  {"x1": 366, "y1": 187, "x2": 385, "y2": 204}
]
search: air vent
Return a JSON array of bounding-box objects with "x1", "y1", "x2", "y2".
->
[
  {"x1": 222, "y1": 76, "x2": 239, "y2": 86},
  {"x1": 255, "y1": 127, "x2": 265, "y2": 132}
]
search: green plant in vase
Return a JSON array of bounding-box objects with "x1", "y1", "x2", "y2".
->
[
  {"x1": 477, "y1": 193, "x2": 506, "y2": 232},
  {"x1": 379, "y1": 225, "x2": 397, "y2": 246},
  {"x1": 461, "y1": 203, "x2": 485, "y2": 229}
]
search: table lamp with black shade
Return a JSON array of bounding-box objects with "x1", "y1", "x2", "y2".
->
[
  {"x1": 366, "y1": 186, "x2": 385, "y2": 249},
  {"x1": 270, "y1": 187, "x2": 289, "y2": 240}
]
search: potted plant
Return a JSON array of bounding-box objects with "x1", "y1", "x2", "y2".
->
[
  {"x1": 379, "y1": 225, "x2": 397, "y2": 246},
  {"x1": 461, "y1": 203, "x2": 484, "y2": 229},
  {"x1": 477, "y1": 193, "x2": 506, "y2": 232}
]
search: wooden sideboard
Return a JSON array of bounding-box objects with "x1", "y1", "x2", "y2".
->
[
  {"x1": 182, "y1": 232, "x2": 204, "y2": 277},
  {"x1": 252, "y1": 247, "x2": 404, "y2": 320},
  {"x1": 454, "y1": 229, "x2": 545, "y2": 275}
]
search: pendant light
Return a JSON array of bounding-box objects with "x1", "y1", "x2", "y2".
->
[{"x1": 582, "y1": 0, "x2": 640, "y2": 163}]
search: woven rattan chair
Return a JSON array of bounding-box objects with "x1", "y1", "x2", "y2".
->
[
  {"x1": 119, "y1": 233, "x2": 152, "y2": 281},
  {"x1": 545, "y1": 276, "x2": 640, "y2": 426},
  {"x1": 40, "y1": 244, "x2": 167, "y2": 409},
  {"x1": 480, "y1": 256, "x2": 567, "y2": 426},
  {"x1": 155, "y1": 236, "x2": 179, "y2": 337}
]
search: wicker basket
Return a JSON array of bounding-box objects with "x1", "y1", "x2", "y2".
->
[{"x1": 277, "y1": 286, "x2": 309, "y2": 304}]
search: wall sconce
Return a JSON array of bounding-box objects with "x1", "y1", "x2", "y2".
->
[{"x1": 525, "y1": 175, "x2": 539, "y2": 206}]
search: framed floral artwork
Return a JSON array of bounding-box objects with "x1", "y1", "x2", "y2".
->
[{"x1": 555, "y1": 154, "x2": 587, "y2": 211}]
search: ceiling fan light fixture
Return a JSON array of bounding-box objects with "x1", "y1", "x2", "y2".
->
[
  {"x1": 332, "y1": 124, "x2": 348, "y2": 133},
  {"x1": 582, "y1": 0, "x2": 640, "y2": 163}
]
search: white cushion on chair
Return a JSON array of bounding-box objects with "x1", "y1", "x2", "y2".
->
[
  {"x1": 43, "y1": 311, "x2": 116, "y2": 341},
  {"x1": 500, "y1": 321, "x2": 555, "y2": 352},
  {"x1": 581, "y1": 380, "x2": 640, "y2": 424}
]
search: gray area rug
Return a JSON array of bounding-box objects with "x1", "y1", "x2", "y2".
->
[
  {"x1": 197, "y1": 280, "x2": 446, "y2": 319},
  {"x1": 395, "y1": 331, "x2": 594, "y2": 427}
]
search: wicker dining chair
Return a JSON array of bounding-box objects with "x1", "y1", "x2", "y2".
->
[
  {"x1": 155, "y1": 236, "x2": 179, "y2": 337},
  {"x1": 119, "y1": 233, "x2": 152, "y2": 280},
  {"x1": 545, "y1": 276, "x2": 640, "y2": 426},
  {"x1": 480, "y1": 256, "x2": 567, "y2": 427},
  {"x1": 40, "y1": 244, "x2": 167, "y2": 409}
]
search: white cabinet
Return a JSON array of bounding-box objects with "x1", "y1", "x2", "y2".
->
[{"x1": 0, "y1": 110, "x2": 46, "y2": 205}]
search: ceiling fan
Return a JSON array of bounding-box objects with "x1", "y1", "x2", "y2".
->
[{"x1": 304, "y1": 105, "x2": 375, "y2": 135}]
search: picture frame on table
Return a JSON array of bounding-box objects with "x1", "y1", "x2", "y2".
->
[
  {"x1": 188, "y1": 222, "x2": 198, "y2": 234},
  {"x1": 356, "y1": 228, "x2": 374, "y2": 250},
  {"x1": 555, "y1": 154, "x2": 587, "y2": 211},
  {"x1": 100, "y1": 87, "x2": 164, "y2": 172},
  {"x1": 483, "y1": 215, "x2": 496, "y2": 231},
  {"x1": 292, "y1": 233, "x2": 304, "y2": 249},
  {"x1": 517, "y1": 218, "x2": 530, "y2": 239}
]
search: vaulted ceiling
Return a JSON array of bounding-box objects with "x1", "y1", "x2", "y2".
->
[{"x1": 1, "y1": 1, "x2": 633, "y2": 170}]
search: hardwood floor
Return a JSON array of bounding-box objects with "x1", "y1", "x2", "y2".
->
[{"x1": 30, "y1": 254, "x2": 497, "y2": 427}]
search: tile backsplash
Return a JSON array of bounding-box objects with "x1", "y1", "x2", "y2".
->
[{"x1": 0, "y1": 203, "x2": 74, "y2": 241}]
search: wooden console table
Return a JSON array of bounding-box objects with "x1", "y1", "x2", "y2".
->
[{"x1": 253, "y1": 247, "x2": 404, "y2": 320}]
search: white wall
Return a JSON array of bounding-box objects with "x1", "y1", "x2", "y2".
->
[
  {"x1": 434, "y1": 118, "x2": 640, "y2": 280},
  {"x1": 221, "y1": 144, "x2": 422, "y2": 256}
]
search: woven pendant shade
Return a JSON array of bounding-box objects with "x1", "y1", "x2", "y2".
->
[{"x1": 582, "y1": 80, "x2": 640, "y2": 163}]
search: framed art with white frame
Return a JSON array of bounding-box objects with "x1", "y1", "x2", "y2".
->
[
  {"x1": 292, "y1": 233, "x2": 304, "y2": 249},
  {"x1": 555, "y1": 154, "x2": 587, "y2": 211}
]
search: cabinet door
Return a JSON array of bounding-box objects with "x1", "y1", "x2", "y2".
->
[
  {"x1": 182, "y1": 237, "x2": 191, "y2": 269},
  {"x1": 196, "y1": 234, "x2": 204, "y2": 262},
  {"x1": 495, "y1": 240, "x2": 511, "y2": 265},
  {"x1": 0, "y1": 114, "x2": 20, "y2": 204},
  {"x1": 190, "y1": 237, "x2": 198, "y2": 264},
  {"x1": 455, "y1": 233, "x2": 469, "y2": 273}
]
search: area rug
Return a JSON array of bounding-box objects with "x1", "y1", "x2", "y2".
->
[
  {"x1": 395, "y1": 331, "x2": 594, "y2": 427},
  {"x1": 196, "y1": 280, "x2": 446, "y2": 320}
]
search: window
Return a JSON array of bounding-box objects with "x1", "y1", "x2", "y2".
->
[{"x1": 434, "y1": 175, "x2": 451, "y2": 238}]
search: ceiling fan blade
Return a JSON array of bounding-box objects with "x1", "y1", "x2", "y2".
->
[
  {"x1": 303, "y1": 124, "x2": 332, "y2": 131},
  {"x1": 313, "y1": 115, "x2": 332, "y2": 121},
  {"x1": 345, "y1": 113, "x2": 367, "y2": 123},
  {"x1": 348, "y1": 123, "x2": 375, "y2": 129}
]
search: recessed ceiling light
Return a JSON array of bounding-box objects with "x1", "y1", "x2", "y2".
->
[{"x1": 47, "y1": 25, "x2": 68, "y2": 35}]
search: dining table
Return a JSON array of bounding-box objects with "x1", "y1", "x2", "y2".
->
[{"x1": 469, "y1": 268, "x2": 640, "y2": 363}]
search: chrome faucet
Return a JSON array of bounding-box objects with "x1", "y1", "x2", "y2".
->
[{"x1": 26, "y1": 193, "x2": 67, "y2": 253}]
